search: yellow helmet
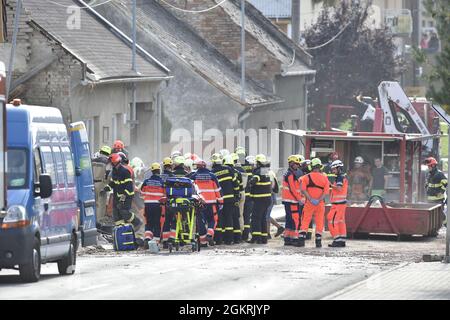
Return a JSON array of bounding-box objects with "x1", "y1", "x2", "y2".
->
[
  {"x1": 174, "y1": 156, "x2": 185, "y2": 166},
  {"x1": 210, "y1": 153, "x2": 223, "y2": 164},
  {"x1": 151, "y1": 162, "x2": 161, "y2": 171},
  {"x1": 287, "y1": 155, "x2": 301, "y2": 164},
  {"x1": 100, "y1": 145, "x2": 112, "y2": 155},
  {"x1": 231, "y1": 153, "x2": 239, "y2": 162},
  {"x1": 162, "y1": 157, "x2": 173, "y2": 166},
  {"x1": 311, "y1": 158, "x2": 323, "y2": 169},
  {"x1": 255, "y1": 154, "x2": 267, "y2": 164},
  {"x1": 223, "y1": 155, "x2": 234, "y2": 166},
  {"x1": 235, "y1": 146, "x2": 246, "y2": 156},
  {"x1": 295, "y1": 154, "x2": 305, "y2": 163}
]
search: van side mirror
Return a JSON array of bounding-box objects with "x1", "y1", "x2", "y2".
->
[
  {"x1": 75, "y1": 166, "x2": 82, "y2": 176},
  {"x1": 39, "y1": 174, "x2": 53, "y2": 199}
]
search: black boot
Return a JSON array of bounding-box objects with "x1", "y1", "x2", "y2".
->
[
  {"x1": 248, "y1": 235, "x2": 259, "y2": 244},
  {"x1": 315, "y1": 234, "x2": 322, "y2": 248},
  {"x1": 207, "y1": 234, "x2": 215, "y2": 246},
  {"x1": 328, "y1": 241, "x2": 340, "y2": 247},
  {"x1": 215, "y1": 230, "x2": 223, "y2": 245},
  {"x1": 284, "y1": 238, "x2": 292, "y2": 246},
  {"x1": 275, "y1": 226, "x2": 285, "y2": 237},
  {"x1": 233, "y1": 232, "x2": 242, "y2": 244},
  {"x1": 296, "y1": 237, "x2": 305, "y2": 247},
  {"x1": 260, "y1": 235, "x2": 268, "y2": 244},
  {"x1": 242, "y1": 228, "x2": 250, "y2": 241}
]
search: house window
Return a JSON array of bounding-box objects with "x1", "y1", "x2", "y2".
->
[
  {"x1": 85, "y1": 118, "x2": 95, "y2": 149},
  {"x1": 103, "y1": 127, "x2": 110, "y2": 144},
  {"x1": 111, "y1": 113, "x2": 121, "y2": 142}
]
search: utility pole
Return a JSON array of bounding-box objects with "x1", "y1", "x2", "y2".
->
[
  {"x1": 446, "y1": 125, "x2": 450, "y2": 263},
  {"x1": 240, "y1": 0, "x2": 245, "y2": 102},
  {"x1": 131, "y1": 0, "x2": 137, "y2": 129},
  {"x1": 291, "y1": 0, "x2": 300, "y2": 45},
  {"x1": 6, "y1": 0, "x2": 22, "y2": 102}
]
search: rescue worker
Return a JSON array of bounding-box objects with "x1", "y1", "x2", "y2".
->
[
  {"x1": 184, "y1": 158, "x2": 195, "y2": 176},
  {"x1": 224, "y1": 154, "x2": 243, "y2": 243},
  {"x1": 234, "y1": 149, "x2": 248, "y2": 236},
  {"x1": 141, "y1": 163, "x2": 166, "y2": 248},
  {"x1": 191, "y1": 159, "x2": 223, "y2": 246},
  {"x1": 170, "y1": 150, "x2": 182, "y2": 160},
  {"x1": 161, "y1": 157, "x2": 174, "y2": 182},
  {"x1": 299, "y1": 158, "x2": 330, "y2": 248},
  {"x1": 301, "y1": 159, "x2": 311, "y2": 174},
  {"x1": 173, "y1": 156, "x2": 188, "y2": 177},
  {"x1": 327, "y1": 160, "x2": 348, "y2": 247},
  {"x1": 241, "y1": 155, "x2": 255, "y2": 241},
  {"x1": 92, "y1": 146, "x2": 112, "y2": 227},
  {"x1": 282, "y1": 155, "x2": 304, "y2": 246},
  {"x1": 248, "y1": 154, "x2": 272, "y2": 244},
  {"x1": 348, "y1": 156, "x2": 371, "y2": 201},
  {"x1": 112, "y1": 140, "x2": 129, "y2": 157},
  {"x1": 211, "y1": 153, "x2": 240, "y2": 245},
  {"x1": 424, "y1": 157, "x2": 448, "y2": 226},
  {"x1": 324, "y1": 152, "x2": 339, "y2": 184},
  {"x1": 105, "y1": 153, "x2": 143, "y2": 232}
]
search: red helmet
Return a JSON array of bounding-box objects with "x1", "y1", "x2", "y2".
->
[
  {"x1": 424, "y1": 157, "x2": 438, "y2": 167},
  {"x1": 110, "y1": 153, "x2": 122, "y2": 166},
  {"x1": 113, "y1": 140, "x2": 125, "y2": 150}
]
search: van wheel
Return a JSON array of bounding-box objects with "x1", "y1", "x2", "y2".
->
[
  {"x1": 57, "y1": 235, "x2": 77, "y2": 275},
  {"x1": 19, "y1": 238, "x2": 41, "y2": 283}
]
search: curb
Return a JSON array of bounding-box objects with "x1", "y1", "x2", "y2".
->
[{"x1": 321, "y1": 262, "x2": 411, "y2": 300}]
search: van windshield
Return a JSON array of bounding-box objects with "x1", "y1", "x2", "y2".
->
[{"x1": 7, "y1": 149, "x2": 28, "y2": 189}]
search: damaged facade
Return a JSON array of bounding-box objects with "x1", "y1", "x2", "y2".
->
[{"x1": 2, "y1": 0, "x2": 171, "y2": 162}]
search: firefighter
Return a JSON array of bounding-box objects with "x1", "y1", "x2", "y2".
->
[
  {"x1": 170, "y1": 150, "x2": 182, "y2": 161},
  {"x1": 348, "y1": 156, "x2": 371, "y2": 201},
  {"x1": 324, "y1": 152, "x2": 339, "y2": 185},
  {"x1": 248, "y1": 154, "x2": 272, "y2": 244},
  {"x1": 299, "y1": 158, "x2": 330, "y2": 248},
  {"x1": 282, "y1": 155, "x2": 304, "y2": 246},
  {"x1": 241, "y1": 155, "x2": 255, "y2": 241},
  {"x1": 424, "y1": 157, "x2": 448, "y2": 226},
  {"x1": 141, "y1": 162, "x2": 166, "y2": 249},
  {"x1": 211, "y1": 153, "x2": 240, "y2": 245},
  {"x1": 105, "y1": 153, "x2": 143, "y2": 232},
  {"x1": 92, "y1": 146, "x2": 112, "y2": 227},
  {"x1": 327, "y1": 160, "x2": 348, "y2": 247},
  {"x1": 161, "y1": 157, "x2": 174, "y2": 182},
  {"x1": 112, "y1": 140, "x2": 129, "y2": 157},
  {"x1": 234, "y1": 149, "x2": 248, "y2": 237},
  {"x1": 301, "y1": 159, "x2": 311, "y2": 174},
  {"x1": 224, "y1": 154, "x2": 243, "y2": 243},
  {"x1": 173, "y1": 156, "x2": 189, "y2": 177},
  {"x1": 191, "y1": 159, "x2": 223, "y2": 246}
]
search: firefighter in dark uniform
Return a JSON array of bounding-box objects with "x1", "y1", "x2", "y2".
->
[
  {"x1": 241, "y1": 156, "x2": 255, "y2": 241},
  {"x1": 161, "y1": 157, "x2": 174, "y2": 182},
  {"x1": 105, "y1": 153, "x2": 143, "y2": 230},
  {"x1": 211, "y1": 153, "x2": 240, "y2": 245},
  {"x1": 424, "y1": 157, "x2": 448, "y2": 226},
  {"x1": 248, "y1": 154, "x2": 273, "y2": 244},
  {"x1": 173, "y1": 156, "x2": 189, "y2": 177},
  {"x1": 225, "y1": 154, "x2": 243, "y2": 244}
]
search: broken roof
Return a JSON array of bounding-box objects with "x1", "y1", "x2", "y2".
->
[
  {"x1": 224, "y1": 0, "x2": 314, "y2": 76},
  {"x1": 93, "y1": 0, "x2": 282, "y2": 107},
  {"x1": 22, "y1": 0, "x2": 170, "y2": 82}
]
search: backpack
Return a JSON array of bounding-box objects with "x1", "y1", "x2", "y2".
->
[
  {"x1": 113, "y1": 223, "x2": 136, "y2": 251},
  {"x1": 165, "y1": 177, "x2": 194, "y2": 198}
]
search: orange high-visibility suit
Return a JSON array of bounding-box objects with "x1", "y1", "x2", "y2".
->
[
  {"x1": 300, "y1": 172, "x2": 329, "y2": 237},
  {"x1": 327, "y1": 174, "x2": 348, "y2": 240}
]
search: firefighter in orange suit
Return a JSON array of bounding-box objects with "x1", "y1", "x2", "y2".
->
[
  {"x1": 299, "y1": 158, "x2": 330, "y2": 248},
  {"x1": 191, "y1": 159, "x2": 224, "y2": 246},
  {"x1": 140, "y1": 162, "x2": 166, "y2": 248},
  {"x1": 282, "y1": 155, "x2": 304, "y2": 247},
  {"x1": 327, "y1": 160, "x2": 348, "y2": 247}
]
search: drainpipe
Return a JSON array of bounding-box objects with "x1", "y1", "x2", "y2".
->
[
  {"x1": 6, "y1": 0, "x2": 22, "y2": 102},
  {"x1": 155, "y1": 80, "x2": 169, "y2": 162},
  {"x1": 240, "y1": 0, "x2": 245, "y2": 102},
  {"x1": 131, "y1": 0, "x2": 137, "y2": 128}
]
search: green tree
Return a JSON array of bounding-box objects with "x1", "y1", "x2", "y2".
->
[
  {"x1": 421, "y1": 0, "x2": 450, "y2": 108},
  {"x1": 303, "y1": 0, "x2": 403, "y2": 130}
]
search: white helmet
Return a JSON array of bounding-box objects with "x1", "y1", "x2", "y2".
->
[
  {"x1": 354, "y1": 156, "x2": 364, "y2": 164},
  {"x1": 331, "y1": 160, "x2": 344, "y2": 169},
  {"x1": 219, "y1": 149, "x2": 230, "y2": 158},
  {"x1": 245, "y1": 155, "x2": 255, "y2": 165}
]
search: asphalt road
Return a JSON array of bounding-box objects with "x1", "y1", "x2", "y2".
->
[{"x1": 0, "y1": 242, "x2": 388, "y2": 300}]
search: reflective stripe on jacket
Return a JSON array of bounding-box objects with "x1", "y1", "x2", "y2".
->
[
  {"x1": 190, "y1": 168, "x2": 223, "y2": 204},
  {"x1": 141, "y1": 175, "x2": 165, "y2": 203}
]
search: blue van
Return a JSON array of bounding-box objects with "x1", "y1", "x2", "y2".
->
[{"x1": 0, "y1": 103, "x2": 97, "y2": 282}]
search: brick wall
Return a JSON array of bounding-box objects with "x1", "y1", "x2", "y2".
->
[{"x1": 161, "y1": 0, "x2": 281, "y2": 84}]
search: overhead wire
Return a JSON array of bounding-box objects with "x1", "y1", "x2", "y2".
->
[
  {"x1": 158, "y1": 0, "x2": 228, "y2": 13},
  {"x1": 43, "y1": 0, "x2": 114, "y2": 9}
]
